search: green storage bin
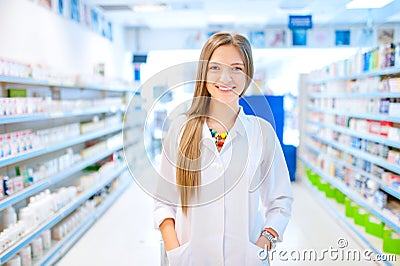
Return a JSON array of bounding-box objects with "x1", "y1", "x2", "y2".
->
[
  {"x1": 365, "y1": 215, "x2": 384, "y2": 238},
  {"x1": 345, "y1": 198, "x2": 358, "y2": 218},
  {"x1": 325, "y1": 185, "x2": 336, "y2": 199},
  {"x1": 312, "y1": 174, "x2": 320, "y2": 187},
  {"x1": 335, "y1": 190, "x2": 345, "y2": 204},
  {"x1": 306, "y1": 169, "x2": 318, "y2": 186},
  {"x1": 305, "y1": 167, "x2": 312, "y2": 178},
  {"x1": 354, "y1": 208, "x2": 368, "y2": 226},
  {"x1": 318, "y1": 180, "x2": 329, "y2": 192},
  {"x1": 383, "y1": 229, "x2": 400, "y2": 255}
]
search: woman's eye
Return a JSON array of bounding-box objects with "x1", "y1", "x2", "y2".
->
[
  {"x1": 209, "y1": 65, "x2": 220, "y2": 70},
  {"x1": 232, "y1": 67, "x2": 243, "y2": 72}
]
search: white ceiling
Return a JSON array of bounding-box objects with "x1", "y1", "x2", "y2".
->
[{"x1": 86, "y1": 0, "x2": 400, "y2": 29}]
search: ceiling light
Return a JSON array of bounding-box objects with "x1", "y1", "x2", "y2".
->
[
  {"x1": 133, "y1": 3, "x2": 170, "y2": 12},
  {"x1": 346, "y1": 0, "x2": 394, "y2": 9},
  {"x1": 208, "y1": 14, "x2": 236, "y2": 24}
]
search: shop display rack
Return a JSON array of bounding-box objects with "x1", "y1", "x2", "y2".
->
[
  {"x1": 298, "y1": 50, "x2": 400, "y2": 260},
  {"x1": 308, "y1": 120, "x2": 400, "y2": 149},
  {"x1": 0, "y1": 165, "x2": 127, "y2": 263},
  {"x1": 33, "y1": 175, "x2": 131, "y2": 266},
  {"x1": 309, "y1": 66, "x2": 400, "y2": 84},
  {"x1": 0, "y1": 106, "x2": 125, "y2": 125},
  {"x1": 298, "y1": 171, "x2": 394, "y2": 266},
  {"x1": 0, "y1": 125, "x2": 123, "y2": 168},
  {"x1": 0, "y1": 144, "x2": 123, "y2": 213},
  {"x1": 0, "y1": 75, "x2": 132, "y2": 92},
  {"x1": 307, "y1": 107, "x2": 400, "y2": 123},
  {"x1": 309, "y1": 92, "x2": 400, "y2": 99},
  {"x1": 304, "y1": 143, "x2": 400, "y2": 200},
  {"x1": 308, "y1": 133, "x2": 400, "y2": 175},
  {"x1": 300, "y1": 157, "x2": 400, "y2": 233},
  {"x1": 0, "y1": 73, "x2": 144, "y2": 264}
]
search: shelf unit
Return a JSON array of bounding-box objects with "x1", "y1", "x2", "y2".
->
[
  {"x1": 298, "y1": 59, "x2": 400, "y2": 261},
  {"x1": 33, "y1": 174, "x2": 131, "y2": 266},
  {"x1": 0, "y1": 144, "x2": 123, "y2": 213},
  {"x1": 0, "y1": 75, "x2": 132, "y2": 92},
  {"x1": 0, "y1": 165, "x2": 127, "y2": 264},
  {"x1": 0, "y1": 125, "x2": 123, "y2": 168},
  {"x1": 0, "y1": 106, "x2": 125, "y2": 125},
  {"x1": 307, "y1": 106, "x2": 400, "y2": 123},
  {"x1": 297, "y1": 170, "x2": 394, "y2": 266},
  {"x1": 0, "y1": 75, "x2": 144, "y2": 264},
  {"x1": 308, "y1": 66, "x2": 400, "y2": 84}
]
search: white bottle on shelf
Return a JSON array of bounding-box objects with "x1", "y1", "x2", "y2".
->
[
  {"x1": 30, "y1": 237, "x2": 43, "y2": 259},
  {"x1": 27, "y1": 196, "x2": 40, "y2": 225},
  {"x1": 2, "y1": 206, "x2": 17, "y2": 231},
  {"x1": 18, "y1": 207, "x2": 35, "y2": 230},
  {"x1": 18, "y1": 245, "x2": 32, "y2": 266},
  {"x1": 5, "y1": 254, "x2": 21, "y2": 266},
  {"x1": 41, "y1": 229, "x2": 51, "y2": 250}
]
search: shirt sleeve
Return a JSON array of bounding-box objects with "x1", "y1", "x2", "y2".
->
[
  {"x1": 153, "y1": 115, "x2": 183, "y2": 229},
  {"x1": 260, "y1": 134, "x2": 294, "y2": 242},
  {"x1": 153, "y1": 147, "x2": 177, "y2": 229}
]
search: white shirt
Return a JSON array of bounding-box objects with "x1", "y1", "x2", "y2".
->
[{"x1": 153, "y1": 107, "x2": 293, "y2": 266}]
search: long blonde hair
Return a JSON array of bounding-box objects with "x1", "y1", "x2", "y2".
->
[{"x1": 176, "y1": 32, "x2": 254, "y2": 214}]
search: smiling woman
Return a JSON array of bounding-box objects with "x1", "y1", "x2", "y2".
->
[
  {"x1": 153, "y1": 32, "x2": 294, "y2": 266},
  {"x1": 206, "y1": 47, "x2": 247, "y2": 106}
]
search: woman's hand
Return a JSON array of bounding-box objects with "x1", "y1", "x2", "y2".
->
[
  {"x1": 255, "y1": 236, "x2": 271, "y2": 250},
  {"x1": 160, "y1": 218, "x2": 180, "y2": 251},
  {"x1": 256, "y1": 227, "x2": 278, "y2": 250}
]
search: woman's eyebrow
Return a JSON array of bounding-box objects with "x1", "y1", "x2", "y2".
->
[{"x1": 209, "y1": 61, "x2": 244, "y2": 66}]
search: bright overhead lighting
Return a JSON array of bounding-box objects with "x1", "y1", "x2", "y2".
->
[
  {"x1": 133, "y1": 3, "x2": 170, "y2": 12},
  {"x1": 208, "y1": 14, "x2": 236, "y2": 24},
  {"x1": 346, "y1": 0, "x2": 394, "y2": 9}
]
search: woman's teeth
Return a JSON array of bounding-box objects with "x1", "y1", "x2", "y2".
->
[{"x1": 218, "y1": 86, "x2": 233, "y2": 91}]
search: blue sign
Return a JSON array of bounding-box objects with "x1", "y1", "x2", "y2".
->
[{"x1": 288, "y1": 15, "x2": 312, "y2": 30}]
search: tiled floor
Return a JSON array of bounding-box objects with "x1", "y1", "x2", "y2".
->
[{"x1": 57, "y1": 178, "x2": 388, "y2": 266}]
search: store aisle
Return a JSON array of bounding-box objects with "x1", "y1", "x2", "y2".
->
[
  {"x1": 57, "y1": 177, "x2": 385, "y2": 266},
  {"x1": 57, "y1": 176, "x2": 161, "y2": 266}
]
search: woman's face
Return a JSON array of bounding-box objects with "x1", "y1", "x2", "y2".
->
[{"x1": 206, "y1": 45, "x2": 246, "y2": 105}]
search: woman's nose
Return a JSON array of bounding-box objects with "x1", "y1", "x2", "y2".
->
[{"x1": 219, "y1": 67, "x2": 233, "y2": 83}]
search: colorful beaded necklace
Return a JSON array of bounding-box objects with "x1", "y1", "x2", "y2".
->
[{"x1": 209, "y1": 128, "x2": 229, "y2": 148}]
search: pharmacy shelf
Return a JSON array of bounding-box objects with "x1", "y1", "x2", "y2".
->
[
  {"x1": 0, "y1": 75, "x2": 132, "y2": 92},
  {"x1": 81, "y1": 83, "x2": 131, "y2": 92},
  {"x1": 0, "y1": 106, "x2": 125, "y2": 125},
  {"x1": 308, "y1": 106, "x2": 400, "y2": 123},
  {"x1": 0, "y1": 144, "x2": 123, "y2": 212},
  {"x1": 304, "y1": 144, "x2": 400, "y2": 200},
  {"x1": 0, "y1": 165, "x2": 127, "y2": 264},
  {"x1": 0, "y1": 124, "x2": 123, "y2": 168},
  {"x1": 0, "y1": 75, "x2": 76, "y2": 88},
  {"x1": 309, "y1": 92, "x2": 400, "y2": 99},
  {"x1": 309, "y1": 66, "x2": 400, "y2": 84},
  {"x1": 299, "y1": 173, "x2": 393, "y2": 266},
  {"x1": 300, "y1": 156, "x2": 400, "y2": 234},
  {"x1": 308, "y1": 133, "x2": 400, "y2": 175},
  {"x1": 34, "y1": 177, "x2": 131, "y2": 266},
  {"x1": 308, "y1": 120, "x2": 400, "y2": 149}
]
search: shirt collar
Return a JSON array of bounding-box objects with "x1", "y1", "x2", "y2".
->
[
  {"x1": 202, "y1": 106, "x2": 249, "y2": 139},
  {"x1": 230, "y1": 106, "x2": 249, "y2": 137}
]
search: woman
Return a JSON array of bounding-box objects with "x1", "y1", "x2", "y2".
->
[{"x1": 154, "y1": 32, "x2": 293, "y2": 266}]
